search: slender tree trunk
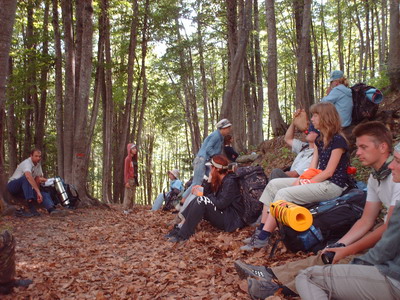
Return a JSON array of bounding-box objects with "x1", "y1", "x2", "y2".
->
[
  {"x1": 265, "y1": 0, "x2": 286, "y2": 136},
  {"x1": 114, "y1": 0, "x2": 138, "y2": 204},
  {"x1": 61, "y1": 0, "x2": 76, "y2": 183},
  {"x1": 388, "y1": 0, "x2": 400, "y2": 90},
  {"x1": 35, "y1": 0, "x2": 50, "y2": 151},
  {"x1": 52, "y1": 0, "x2": 64, "y2": 177}
]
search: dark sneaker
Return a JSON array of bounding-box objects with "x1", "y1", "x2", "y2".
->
[
  {"x1": 164, "y1": 224, "x2": 180, "y2": 239},
  {"x1": 15, "y1": 209, "x2": 34, "y2": 218},
  {"x1": 234, "y1": 260, "x2": 275, "y2": 280},
  {"x1": 242, "y1": 228, "x2": 261, "y2": 244},
  {"x1": 49, "y1": 209, "x2": 69, "y2": 217},
  {"x1": 248, "y1": 278, "x2": 280, "y2": 300},
  {"x1": 240, "y1": 236, "x2": 269, "y2": 251},
  {"x1": 13, "y1": 279, "x2": 33, "y2": 288},
  {"x1": 167, "y1": 234, "x2": 187, "y2": 243}
]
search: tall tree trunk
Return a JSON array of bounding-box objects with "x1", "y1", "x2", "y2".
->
[
  {"x1": 35, "y1": 0, "x2": 50, "y2": 151},
  {"x1": 52, "y1": 0, "x2": 64, "y2": 177},
  {"x1": 71, "y1": 0, "x2": 96, "y2": 205},
  {"x1": 253, "y1": 0, "x2": 264, "y2": 144},
  {"x1": 114, "y1": 0, "x2": 139, "y2": 204},
  {"x1": 221, "y1": 0, "x2": 252, "y2": 151},
  {"x1": 100, "y1": 0, "x2": 113, "y2": 203},
  {"x1": 0, "y1": 0, "x2": 17, "y2": 210},
  {"x1": 265, "y1": 0, "x2": 286, "y2": 136},
  {"x1": 388, "y1": 0, "x2": 400, "y2": 90},
  {"x1": 61, "y1": 0, "x2": 76, "y2": 183},
  {"x1": 196, "y1": 0, "x2": 209, "y2": 138}
]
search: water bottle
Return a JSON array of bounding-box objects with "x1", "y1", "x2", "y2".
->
[{"x1": 54, "y1": 177, "x2": 70, "y2": 206}]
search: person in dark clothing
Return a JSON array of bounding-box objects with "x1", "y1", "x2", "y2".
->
[
  {"x1": 224, "y1": 135, "x2": 239, "y2": 162},
  {"x1": 167, "y1": 155, "x2": 245, "y2": 242}
]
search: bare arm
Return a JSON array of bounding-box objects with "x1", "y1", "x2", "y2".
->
[
  {"x1": 24, "y1": 171, "x2": 43, "y2": 203},
  {"x1": 284, "y1": 123, "x2": 296, "y2": 148},
  {"x1": 311, "y1": 148, "x2": 344, "y2": 182},
  {"x1": 285, "y1": 170, "x2": 300, "y2": 177},
  {"x1": 323, "y1": 202, "x2": 390, "y2": 263},
  {"x1": 309, "y1": 144, "x2": 319, "y2": 169}
]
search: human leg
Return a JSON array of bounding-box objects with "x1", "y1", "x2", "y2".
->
[
  {"x1": 269, "y1": 168, "x2": 289, "y2": 180},
  {"x1": 295, "y1": 264, "x2": 400, "y2": 300},
  {"x1": 122, "y1": 179, "x2": 136, "y2": 212},
  {"x1": 182, "y1": 157, "x2": 206, "y2": 199},
  {"x1": 7, "y1": 176, "x2": 35, "y2": 200},
  {"x1": 275, "y1": 181, "x2": 343, "y2": 205},
  {"x1": 151, "y1": 193, "x2": 165, "y2": 211},
  {"x1": 258, "y1": 178, "x2": 297, "y2": 206},
  {"x1": 177, "y1": 196, "x2": 223, "y2": 239}
]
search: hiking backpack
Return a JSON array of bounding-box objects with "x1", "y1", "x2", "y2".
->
[
  {"x1": 235, "y1": 166, "x2": 268, "y2": 225},
  {"x1": 279, "y1": 188, "x2": 366, "y2": 253},
  {"x1": 163, "y1": 188, "x2": 182, "y2": 211},
  {"x1": 351, "y1": 83, "x2": 383, "y2": 125},
  {"x1": 64, "y1": 184, "x2": 80, "y2": 208}
]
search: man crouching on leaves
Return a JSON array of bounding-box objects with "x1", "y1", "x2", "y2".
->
[
  {"x1": 7, "y1": 149, "x2": 67, "y2": 217},
  {"x1": 234, "y1": 121, "x2": 400, "y2": 299}
]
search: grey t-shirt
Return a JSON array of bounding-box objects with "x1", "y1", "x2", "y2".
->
[
  {"x1": 290, "y1": 139, "x2": 314, "y2": 176},
  {"x1": 8, "y1": 157, "x2": 43, "y2": 182}
]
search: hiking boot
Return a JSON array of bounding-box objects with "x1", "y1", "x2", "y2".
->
[
  {"x1": 234, "y1": 260, "x2": 275, "y2": 280},
  {"x1": 247, "y1": 278, "x2": 280, "y2": 300},
  {"x1": 164, "y1": 224, "x2": 180, "y2": 239},
  {"x1": 240, "y1": 236, "x2": 269, "y2": 251},
  {"x1": 242, "y1": 228, "x2": 261, "y2": 244},
  {"x1": 167, "y1": 234, "x2": 187, "y2": 243},
  {"x1": 28, "y1": 207, "x2": 41, "y2": 217},
  {"x1": 13, "y1": 279, "x2": 33, "y2": 288},
  {"x1": 50, "y1": 209, "x2": 69, "y2": 217},
  {"x1": 15, "y1": 209, "x2": 35, "y2": 218}
]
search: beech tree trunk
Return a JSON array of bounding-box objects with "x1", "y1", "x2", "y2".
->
[
  {"x1": 265, "y1": 0, "x2": 286, "y2": 136},
  {"x1": 0, "y1": 0, "x2": 17, "y2": 211}
]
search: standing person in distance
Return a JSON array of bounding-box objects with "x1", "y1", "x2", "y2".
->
[{"x1": 123, "y1": 143, "x2": 138, "y2": 215}]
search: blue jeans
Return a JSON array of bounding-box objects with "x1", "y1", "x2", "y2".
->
[
  {"x1": 7, "y1": 175, "x2": 54, "y2": 211},
  {"x1": 182, "y1": 156, "x2": 206, "y2": 199},
  {"x1": 151, "y1": 193, "x2": 165, "y2": 211}
]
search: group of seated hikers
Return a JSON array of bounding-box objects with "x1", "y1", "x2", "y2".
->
[{"x1": 155, "y1": 101, "x2": 400, "y2": 298}]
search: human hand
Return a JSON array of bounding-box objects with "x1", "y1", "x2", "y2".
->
[
  {"x1": 293, "y1": 108, "x2": 304, "y2": 118},
  {"x1": 191, "y1": 185, "x2": 203, "y2": 196},
  {"x1": 321, "y1": 243, "x2": 347, "y2": 264},
  {"x1": 125, "y1": 182, "x2": 130, "y2": 188},
  {"x1": 36, "y1": 191, "x2": 43, "y2": 203}
]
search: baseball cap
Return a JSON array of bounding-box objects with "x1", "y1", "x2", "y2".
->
[
  {"x1": 328, "y1": 70, "x2": 344, "y2": 82},
  {"x1": 216, "y1": 119, "x2": 232, "y2": 129}
]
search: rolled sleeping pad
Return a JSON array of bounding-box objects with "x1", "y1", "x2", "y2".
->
[{"x1": 270, "y1": 200, "x2": 313, "y2": 232}]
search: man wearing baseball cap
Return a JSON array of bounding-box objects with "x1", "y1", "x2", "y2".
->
[{"x1": 181, "y1": 119, "x2": 232, "y2": 202}]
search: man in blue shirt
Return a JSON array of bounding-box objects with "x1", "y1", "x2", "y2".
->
[{"x1": 181, "y1": 119, "x2": 232, "y2": 201}]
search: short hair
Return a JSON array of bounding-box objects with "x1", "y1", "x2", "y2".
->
[
  {"x1": 30, "y1": 148, "x2": 42, "y2": 156},
  {"x1": 352, "y1": 121, "x2": 393, "y2": 150}
]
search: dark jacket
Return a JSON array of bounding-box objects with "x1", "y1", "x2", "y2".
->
[{"x1": 204, "y1": 173, "x2": 245, "y2": 232}]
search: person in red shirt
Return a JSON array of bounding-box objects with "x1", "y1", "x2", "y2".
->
[{"x1": 123, "y1": 143, "x2": 138, "y2": 214}]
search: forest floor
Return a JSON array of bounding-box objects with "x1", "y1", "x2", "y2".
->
[{"x1": 1, "y1": 204, "x2": 308, "y2": 300}]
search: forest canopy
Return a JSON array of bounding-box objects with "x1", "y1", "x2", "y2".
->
[{"x1": 0, "y1": 0, "x2": 399, "y2": 207}]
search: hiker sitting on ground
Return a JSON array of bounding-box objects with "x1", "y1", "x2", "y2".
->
[
  {"x1": 321, "y1": 70, "x2": 353, "y2": 128},
  {"x1": 295, "y1": 142, "x2": 400, "y2": 300},
  {"x1": 269, "y1": 111, "x2": 319, "y2": 180},
  {"x1": 241, "y1": 102, "x2": 350, "y2": 251},
  {"x1": 165, "y1": 155, "x2": 245, "y2": 242},
  {"x1": 224, "y1": 135, "x2": 239, "y2": 162},
  {"x1": 151, "y1": 169, "x2": 184, "y2": 211},
  {"x1": 123, "y1": 143, "x2": 138, "y2": 215},
  {"x1": 7, "y1": 149, "x2": 66, "y2": 217},
  {"x1": 181, "y1": 119, "x2": 232, "y2": 203},
  {"x1": 234, "y1": 121, "x2": 400, "y2": 299}
]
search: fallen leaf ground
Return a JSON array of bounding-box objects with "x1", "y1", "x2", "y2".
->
[{"x1": 1, "y1": 205, "x2": 307, "y2": 300}]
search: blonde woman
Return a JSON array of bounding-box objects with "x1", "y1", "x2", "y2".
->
[{"x1": 242, "y1": 102, "x2": 350, "y2": 251}]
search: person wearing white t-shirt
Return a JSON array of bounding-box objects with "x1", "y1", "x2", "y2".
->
[
  {"x1": 7, "y1": 149, "x2": 65, "y2": 216},
  {"x1": 234, "y1": 121, "x2": 400, "y2": 299}
]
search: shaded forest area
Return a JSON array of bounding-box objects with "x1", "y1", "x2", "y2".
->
[{"x1": 1, "y1": 0, "x2": 400, "y2": 208}]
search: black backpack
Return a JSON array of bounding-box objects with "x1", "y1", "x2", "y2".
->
[
  {"x1": 279, "y1": 188, "x2": 366, "y2": 253},
  {"x1": 351, "y1": 83, "x2": 383, "y2": 125},
  {"x1": 64, "y1": 184, "x2": 80, "y2": 208},
  {"x1": 235, "y1": 166, "x2": 268, "y2": 225},
  {"x1": 163, "y1": 188, "x2": 182, "y2": 211}
]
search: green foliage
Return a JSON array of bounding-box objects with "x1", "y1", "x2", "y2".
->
[{"x1": 367, "y1": 71, "x2": 391, "y2": 91}]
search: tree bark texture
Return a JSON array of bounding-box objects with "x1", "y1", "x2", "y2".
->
[{"x1": 388, "y1": 0, "x2": 400, "y2": 90}]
